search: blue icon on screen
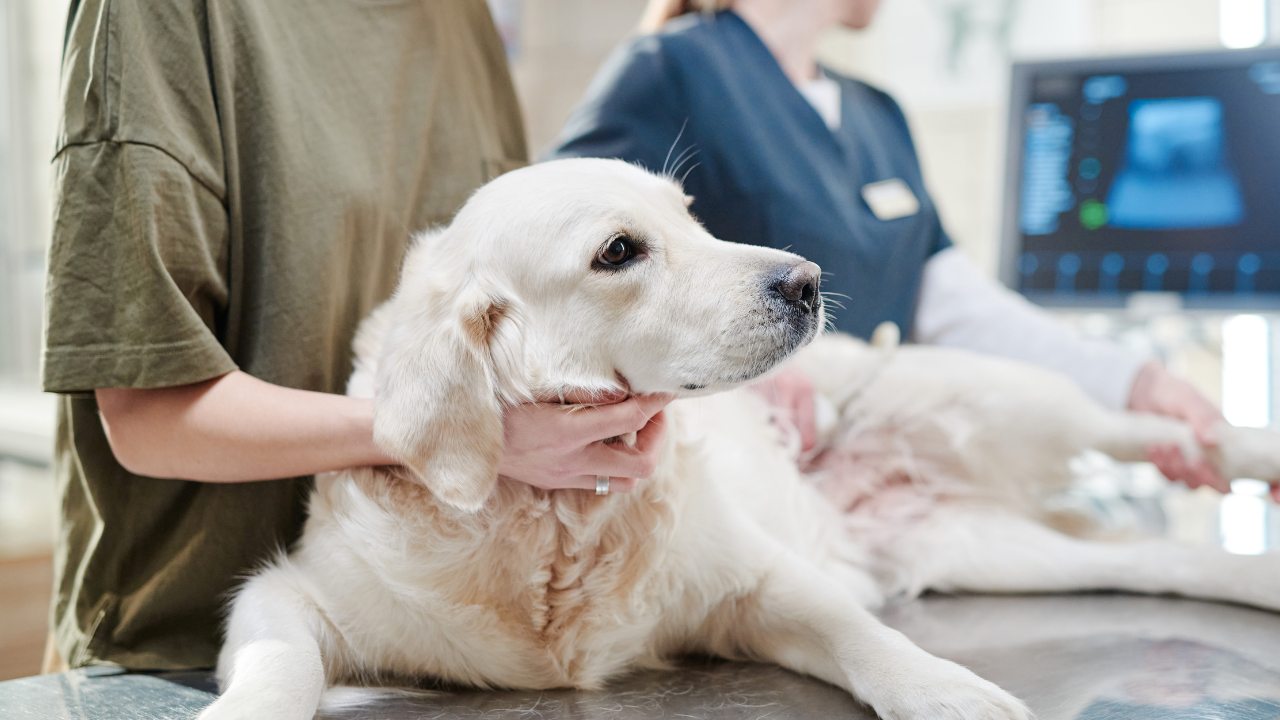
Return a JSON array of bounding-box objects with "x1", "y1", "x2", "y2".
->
[
  {"x1": 1237, "y1": 253, "x2": 1261, "y2": 293},
  {"x1": 1251, "y1": 62, "x2": 1280, "y2": 94},
  {"x1": 1083, "y1": 76, "x2": 1128, "y2": 104},
  {"x1": 1144, "y1": 253, "x2": 1169, "y2": 290},
  {"x1": 1056, "y1": 253, "x2": 1081, "y2": 292},
  {"x1": 1106, "y1": 98, "x2": 1245, "y2": 230},
  {"x1": 1100, "y1": 253, "x2": 1124, "y2": 293},
  {"x1": 1189, "y1": 253, "x2": 1214, "y2": 293}
]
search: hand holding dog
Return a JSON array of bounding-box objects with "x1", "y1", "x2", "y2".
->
[
  {"x1": 749, "y1": 366, "x2": 818, "y2": 453},
  {"x1": 498, "y1": 391, "x2": 673, "y2": 493},
  {"x1": 96, "y1": 371, "x2": 671, "y2": 493},
  {"x1": 1128, "y1": 361, "x2": 1235, "y2": 494}
]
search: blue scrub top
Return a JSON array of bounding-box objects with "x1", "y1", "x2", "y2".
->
[{"x1": 547, "y1": 10, "x2": 952, "y2": 340}]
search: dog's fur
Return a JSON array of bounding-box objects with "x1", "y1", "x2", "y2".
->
[{"x1": 198, "y1": 159, "x2": 1280, "y2": 720}]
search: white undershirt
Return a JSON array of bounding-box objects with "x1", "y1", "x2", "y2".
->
[
  {"x1": 792, "y1": 77, "x2": 1148, "y2": 409},
  {"x1": 796, "y1": 74, "x2": 842, "y2": 130}
]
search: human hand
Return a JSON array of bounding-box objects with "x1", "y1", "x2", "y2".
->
[
  {"x1": 1128, "y1": 361, "x2": 1230, "y2": 493},
  {"x1": 749, "y1": 366, "x2": 818, "y2": 453},
  {"x1": 497, "y1": 390, "x2": 673, "y2": 493}
]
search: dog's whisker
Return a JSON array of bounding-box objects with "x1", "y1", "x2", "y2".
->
[
  {"x1": 678, "y1": 161, "x2": 701, "y2": 186},
  {"x1": 667, "y1": 146, "x2": 698, "y2": 181},
  {"x1": 662, "y1": 119, "x2": 689, "y2": 176}
]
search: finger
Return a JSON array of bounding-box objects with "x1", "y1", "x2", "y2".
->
[
  {"x1": 1166, "y1": 451, "x2": 1193, "y2": 485},
  {"x1": 605, "y1": 411, "x2": 668, "y2": 478},
  {"x1": 605, "y1": 477, "x2": 638, "y2": 494},
  {"x1": 552, "y1": 474, "x2": 640, "y2": 493},
  {"x1": 1186, "y1": 458, "x2": 1229, "y2": 493},
  {"x1": 571, "y1": 394, "x2": 673, "y2": 443},
  {"x1": 630, "y1": 393, "x2": 676, "y2": 418},
  {"x1": 1272, "y1": 484, "x2": 1280, "y2": 504},
  {"x1": 631, "y1": 409, "x2": 668, "y2": 456},
  {"x1": 578, "y1": 439, "x2": 662, "y2": 479},
  {"x1": 545, "y1": 386, "x2": 628, "y2": 406},
  {"x1": 1148, "y1": 444, "x2": 1187, "y2": 484}
]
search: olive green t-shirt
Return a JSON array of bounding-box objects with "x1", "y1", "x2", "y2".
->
[{"x1": 42, "y1": 0, "x2": 526, "y2": 670}]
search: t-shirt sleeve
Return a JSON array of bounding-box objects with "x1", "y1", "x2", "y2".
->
[
  {"x1": 43, "y1": 0, "x2": 236, "y2": 393},
  {"x1": 42, "y1": 141, "x2": 236, "y2": 393},
  {"x1": 542, "y1": 35, "x2": 689, "y2": 173}
]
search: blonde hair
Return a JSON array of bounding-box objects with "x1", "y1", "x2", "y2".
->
[{"x1": 638, "y1": 0, "x2": 732, "y2": 33}]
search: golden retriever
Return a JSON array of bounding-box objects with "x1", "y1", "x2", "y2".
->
[{"x1": 198, "y1": 158, "x2": 1280, "y2": 720}]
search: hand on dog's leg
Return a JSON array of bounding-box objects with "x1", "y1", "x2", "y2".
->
[
  {"x1": 198, "y1": 569, "x2": 327, "y2": 720},
  {"x1": 700, "y1": 559, "x2": 1031, "y2": 720}
]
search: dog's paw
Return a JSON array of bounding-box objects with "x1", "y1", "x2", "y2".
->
[
  {"x1": 196, "y1": 689, "x2": 318, "y2": 720},
  {"x1": 868, "y1": 656, "x2": 1032, "y2": 720}
]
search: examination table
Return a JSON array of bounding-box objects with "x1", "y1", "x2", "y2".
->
[{"x1": 3, "y1": 592, "x2": 1279, "y2": 720}]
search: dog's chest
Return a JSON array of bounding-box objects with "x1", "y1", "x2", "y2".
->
[{"x1": 319, "y1": 474, "x2": 687, "y2": 688}]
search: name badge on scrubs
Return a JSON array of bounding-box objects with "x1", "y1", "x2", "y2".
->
[{"x1": 861, "y1": 179, "x2": 920, "y2": 221}]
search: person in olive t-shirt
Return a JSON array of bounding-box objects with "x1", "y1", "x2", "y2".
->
[{"x1": 43, "y1": 0, "x2": 671, "y2": 671}]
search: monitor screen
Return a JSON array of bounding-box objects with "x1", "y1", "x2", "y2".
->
[{"x1": 1001, "y1": 48, "x2": 1280, "y2": 308}]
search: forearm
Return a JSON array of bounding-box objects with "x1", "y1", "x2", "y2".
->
[
  {"x1": 914, "y1": 248, "x2": 1149, "y2": 410},
  {"x1": 96, "y1": 371, "x2": 395, "y2": 482}
]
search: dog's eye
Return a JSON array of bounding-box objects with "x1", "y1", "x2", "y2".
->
[{"x1": 597, "y1": 236, "x2": 639, "y2": 268}]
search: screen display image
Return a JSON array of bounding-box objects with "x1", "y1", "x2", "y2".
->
[{"x1": 1005, "y1": 49, "x2": 1280, "y2": 307}]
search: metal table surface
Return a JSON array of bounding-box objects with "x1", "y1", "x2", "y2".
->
[{"x1": 3, "y1": 592, "x2": 1279, "y2": 720}]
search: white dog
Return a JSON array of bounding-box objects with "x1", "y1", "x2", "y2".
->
[{"x1": 198, "y1": 159, "x2": 1280, "y2": 720}]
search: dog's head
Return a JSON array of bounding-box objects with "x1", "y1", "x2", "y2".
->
[{"x1": 373, "y1": 158, "x2": 823, "y2": 510}]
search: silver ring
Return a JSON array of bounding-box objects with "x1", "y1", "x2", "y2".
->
[{"x1": 595, "y1": 476, "x2": 610, "y2": 495}]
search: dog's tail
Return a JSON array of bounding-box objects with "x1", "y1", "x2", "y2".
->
[{"x1": 319, "y1": 686, "x2": 441, "y2": 712}]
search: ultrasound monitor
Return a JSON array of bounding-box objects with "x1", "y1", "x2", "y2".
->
[{"x1": 999, "y1": 47, "x2": 1280, "y2": 308}]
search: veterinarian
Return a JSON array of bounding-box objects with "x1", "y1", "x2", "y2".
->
[
  {"x1": 40, "y1": 0, "x2": 669, "y2": 672},
  {"x1": 548, "y1": 0, "x2": 1228, "y2": 493}
]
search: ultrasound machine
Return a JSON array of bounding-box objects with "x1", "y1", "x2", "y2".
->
[{"x1": 1001, "y1": 46, "x2": 1280, "y2": 308}]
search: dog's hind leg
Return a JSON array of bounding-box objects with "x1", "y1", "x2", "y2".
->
[
  {"x1": 1091, "y1": 411, "x2": 1280, "y2": 483},
  {"x1": 880, "y1": 506, "x2": 1280, "y2": 613},
  {"x1": 698, "y1": 555, "x2": 1032, "y2": 720},
  {"x1": 197, "y1": 565, "x2": 329, "y2": 720},
  {"x1": 1089, "y1": 410, "x2": 1201, "y2": 464}
]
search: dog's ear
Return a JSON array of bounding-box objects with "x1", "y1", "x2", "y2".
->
[{"x1": 373, "y1": 279, "x2": 516, "y2": 512}]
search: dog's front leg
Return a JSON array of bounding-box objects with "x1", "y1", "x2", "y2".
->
[
  {"x1": 197, "y1": 569, "x2": 327, "y2": 720},
  {"x1": 699, "y1": 559, "x2": 1032, "y2": 720}
]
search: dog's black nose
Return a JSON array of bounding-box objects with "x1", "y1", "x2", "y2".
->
[{"x1": 772, "y1": 261, "x2": 821, "y2": 314}]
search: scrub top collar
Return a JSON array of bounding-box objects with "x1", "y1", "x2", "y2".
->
[{"x1": 715, "y1": 10, "x2": 847, "y2": 155}]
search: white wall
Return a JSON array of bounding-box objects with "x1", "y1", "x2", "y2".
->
[
  {"x1": 510, "y1": 0, "x2": 648, "y2": 157},
  {"x1": 0, "y1": 0, "x2": 63, "y2": 383}
]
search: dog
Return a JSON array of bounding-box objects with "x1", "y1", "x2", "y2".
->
[{"x1": 197, "y1": 158, "x2": 1280, "y2": 720}]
